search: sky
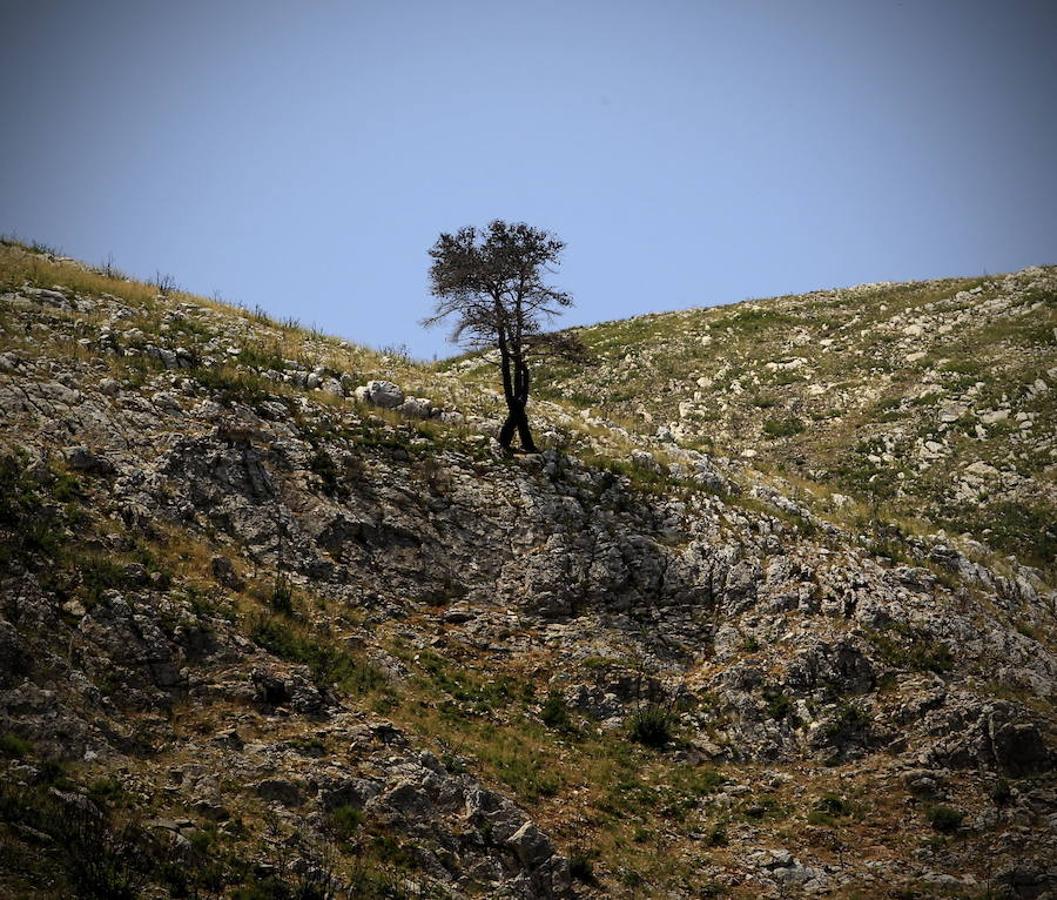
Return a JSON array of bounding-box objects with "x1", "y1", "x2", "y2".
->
[{"x1": 2, "y1": 0, "x2": 1056, "y2": 359}]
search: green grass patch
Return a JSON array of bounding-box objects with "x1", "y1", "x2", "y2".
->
[
  {"x1": 192, "y1": 365, "x2": 273, "y2": 407},
  {"x1": 0, "y1": 732, "x2": 32, "y2": 758},
  {"x1": 762, "y1": 415, "x2": 805, "y2": 437},
  {"x1": 250, "y1": 614, "x2": 385, "y2": 695},
  {"x1": 865, "y1": 624, "x2": 954, "y2": 675}
]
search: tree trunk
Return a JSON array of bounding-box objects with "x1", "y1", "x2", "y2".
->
[
  {"x1": 498, "y1": 397, "x2": 536, "y2": 453},
  {"x1": 496, "y1": 335, "x2": 537, "y2": 453},
  {"x1": 514, "y1": 401, "x2": 536, "y2": 452},
  {"x1": 498, "y1": 407, "x2": 517, "y2": 449}
]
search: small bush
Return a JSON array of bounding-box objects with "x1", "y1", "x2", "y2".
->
[
  {"x1": 807, "y1": 792, "x2": 851, "y2": 825},
  {"x1": 568, "y1": 847, "x2": 597, "y2": 884},
  {"x1": 77, "y1": 552, "x2": 132, "y2": 606},
  {"x1": 327, "y1": 803, "x2": 363, "y2": 841},
  {"x1": 0, "y1": 732, "x2": 32, "y2": 758},
  {"x1": 36, "y1": 759, "x2": 70, "y2": 787},
  {"x1": 628, "y1": 705, "x2": 672, "y2": 749},
  {"x1": 270, "y1": 575, "x2": 294, "y2": 615},
  {"x1": 763, "y1": 686, "x2": 792, "y2": 721},
  {"x1": 823, "y1": 703, "x2": 871, "y2": 742},
  {"x1": 927, "y1": 804, "x2": 964, "y2": 833},
  {"x1": 87, "y1": 777, "x2": 126, "y2": 807},
  {"x1": 540, "y1": 690, "x2": 572, "y2": 730},
  {"x1": 763, "y1": 416, "x2": 805, "y2": 437},
  {"x1": 816, "y1": 793, "x2": 849, "y2": 815},
  {"x1": 151, "y1": 271, "x2": 178, "y2": 295},
  {"x1": 238, "y1": 343, "x2": 288, "y2": 372},
  {"x1": 866, "y1": 624, "x2": 953, "y2": 675},
  {"x1": 193, "y1": 365, "x2": 271, "y2": 407},
  {"x1": 0, "y1": 783, "x2": 146, "y2": 898},
  {"x1": 948, "y1": 500, "x2": 1057, "y2": 577},
  {"x1": 992, "y1": 778, "x2": 1012, "y2": 807},
  {"x1": 309, "y1": 447, "x2": 344, "y2": 498},
  {"x1": 0, "y1": 453, "x2": 71, "y2": 562},
  {"x1": 707, "y1": 822, "x2": 729, "y2": 846}
]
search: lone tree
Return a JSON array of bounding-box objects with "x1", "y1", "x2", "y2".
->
[{"x1": 425, "y1": 220, "x2": 583, "y2": 452}]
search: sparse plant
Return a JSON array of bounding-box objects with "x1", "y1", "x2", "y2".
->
[
  {"x1": 270, "y1": 573, "x2": 294, "y2": 615},
  {"x1": 540, "y1": 690, "x2": 573, "y2": 730},
  {"x1": 250, "y1": 614, "x2": 385, "y2": 695},
  {"x1": 150, "y1": 270, "x2": 178, "y2": 295},
  {"x1": 807, "y1": 792, "x2": 852, "y2": 825},
  {"x1": 763, "y1": 686, "x2": 792, "y2": 721},
  {"x1": 707, "y1": 821, "x2": 729, "y2": 846},
  {"x1": 763, "y1": 415, "x2": 805, "y2": 437},
  {"x1": 927, "y1": 804, "x2": 964, "y2": 833},
  {"x1": 568, "y1": 847, "x2": 598, "y2": 884},
  {"x1": 0, "y1": 732, "x2": 31, "y2": 758},
  {"x1": 992, "y1": 778, "x2": 1012, "y2": 806},
  {"x1": 628, "y1": 704, "x2": 673, "y2": 749},
  {"x1": 326, "y1": 803, "x2": 364, "y2": 841}
]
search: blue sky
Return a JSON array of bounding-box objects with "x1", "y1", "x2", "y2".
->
[{"x1": 2, "y1": 0, "x2": 1055, "y2": 358}]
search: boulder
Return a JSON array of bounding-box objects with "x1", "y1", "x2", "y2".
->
[
  {"x1": 355, "y1": 380, "x2": 404, "y2": 409},
  {"x1": 396, "y1": 396, "x2": 433, "y2": 419},
  {"x1": 507, "y1": 820, "x2": 554, "y2": 867},
  {"x1": 65, "y1": 445, "x2": 115, "y2": 475},
  {"x1": 211, "y1": 555, "x2": 245, "y2": 591},
  {"x1": 255, "y1": 778, "x2": 306, "y2": 807}
]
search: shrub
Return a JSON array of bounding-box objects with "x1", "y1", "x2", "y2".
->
[
  {"x1": 992, "y1": 778, "x2": 1012, "y2": 807},
  {"x1": 0, "y1": 783, "x2": 146, "y2": 898},
  {"x1": 87, "y1": 777, "x2": 126, "y2": 807},
  {"x1": 743, "y1": 796, "x2": 789, "y2": 822},
  {"x1": 0, "y1": 453, "x2": 71, "y2": 562},
  {"x1": 36, "y1": 759, "x2": 70, "y2": 787},
  {"x1": 866, "y1": 624, "x2": 953, "y2": 674},
  {"x1": 927, "y1": 804, "x2": 964, "y2": 833},
  {"x1": 0, "y1": 732, "x2": 31, "y2": 758},
  {"x1": 763, "y1": 415, "x2": 805, "y2": 437},
  {"x1": 151, "y1": 271, "x2": 178, "y2": 295},
  {"x1": 823, "y1": 703, "x2": 871, "y2": 741},
  {"x1": 269, "y1": 574, "x2": 294, "y2": 615},
  {"x1": 193, "y1": 365, "x2": 271, "y2": 407},
  {"x1": 540, "y1": 690, "x2": 572, "y2": 730},
  {"x1": 568, "y1": 847, "x2": 597, "y2": 884},
  {"x1": 327, "y1": 803, "x2": 363, "y2": 841},
  {"x1": 628, "y1": 705, "x2": 672, "y2": 749},
  {"x1": 238, "y1": 343, "x2": 288, "y2": 372},
  {"x1": 763, "y1": 686, "x2": 792, "y2": 721},
  {"x1": 308, "y1": 447, "x2": 344, "y2": 498},
  {"x1": 948, "y1": 500, "x2": 1057, "y2": 576},
  {"x1": 77, "y1": 552, "x2": 133, "y2": 606},
  {"x1": 707, "y1": 821, "x2": 729, "y2": 846},
  {"x1": 807, "y1": 793, "x2": 851, "y2": 825}
]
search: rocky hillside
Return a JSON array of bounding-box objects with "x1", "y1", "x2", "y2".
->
[
  {"x1": 0, "y1": 238, "x2": 1055, "y2": 898},
  {"x1": 529, "y1": 267, "x2": 1057, "y2": 581}
]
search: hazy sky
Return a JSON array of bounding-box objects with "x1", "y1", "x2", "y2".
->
[{"x1": 2, "y1": 1, "x2": 1055, "y2": 358}]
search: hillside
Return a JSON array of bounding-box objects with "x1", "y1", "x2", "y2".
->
[
  {"x1": 530, "y1": 267, "x2": 1057, "y2": 578},
  {"x1": 1, "y1": 238, "x2": 1055, "y2": 898}
]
